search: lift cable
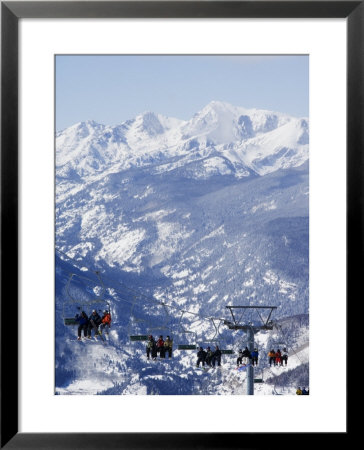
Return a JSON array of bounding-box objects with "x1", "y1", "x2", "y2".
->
[
  {"x1": 273, "y1": 322, "x2": 308, "y2": 369},
  {"x1": 57, "y1": 248, "x2": 295, "y2": 364},
  {"x1": 56, "y1": 248, "x2": 233, "y2": 326},
  {"x1": 56, "y1": 248, "x2": 232, "y2": 343},
  {"x1": 57, "y1": 248, "x2": 305, "y2": 388}
]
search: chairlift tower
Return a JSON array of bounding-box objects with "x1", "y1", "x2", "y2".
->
[{"x1": 224, "y1": 306, "x2": 277, "y2": 395}]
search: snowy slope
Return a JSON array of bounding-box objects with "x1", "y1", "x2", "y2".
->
[
  {"x1": 56, "y1": 254, "x2": 309, "y2": 396},
  {"x1": 55, "y1": 101, "x2": 309, "y2": 395}
]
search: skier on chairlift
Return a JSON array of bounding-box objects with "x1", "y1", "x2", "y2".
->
[
  {"x1": 88, "y1": 309, "x2": 102, "y2": 338},
  {"x1": 205, "y1": 347, "x2": 213, "y2": 367},
  {"x1": 146, "y1": 335, "x2": 157, "y2": 360},
  {"x1": 156, "y1": 335, "x2": 165, "y2": 358},
  {"x1": 241, "y1": 347, "x2": 251, "y2": 365},
  {"x1": 211, "y1": 345, "x2": 222, "y2": 368},
  {"x1": 282, "y1": 348, "x2": 288, "y2": 366},
  {"x1": 268, "y1": 349, "x2": 276, "y2": 367},
  {"x1": 237, "y1": 349, "x2": 244, "y2": 366},
  {"x1": 164, "y1": 335, "x2": 173, "y2": 358},
  {"x1": 196, "y1": 347, "x2": 207, "y2": 367},
  {"x1": 275, "y1": 348, "x2": 282, "y2": 366},
  {"x1": 251, "y1": 348, "x2": 259, "y2": 366},
  {"x1": 100, "y1": 310, "x2": 111, "y2": 335},
  {"x1": 75, "y1": 311, "x2": 89, "y2": 340}
]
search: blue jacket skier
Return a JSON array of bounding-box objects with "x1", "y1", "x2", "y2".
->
[
  {"x1": 251, "y1": 348, "x2": 259, "y2": 366},
  {"x1": 75, "y1": 311, "x2": 88, "y2": 340}
]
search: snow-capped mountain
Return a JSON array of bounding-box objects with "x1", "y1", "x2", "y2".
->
[
  {"x1": 56, "y1": 100, "x2": 308, "y2": 181},
  {"x1": 55, "y1": 101, "x2": 309, "y2": 395}
]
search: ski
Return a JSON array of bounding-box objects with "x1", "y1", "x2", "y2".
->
[
  {"x1": 94, "y1": 333, "x2": 106, "y2": 344},
  {"x1": 196, "y1": 367, "x2": 210, "y2": 373},
  {"x1": 235, "y1": 364, "x2": 251, "y2": 371}
]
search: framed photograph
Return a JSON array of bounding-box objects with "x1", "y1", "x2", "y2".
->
[{"x1": 1, "y1": 1, "x2": 355, "y2": 447}]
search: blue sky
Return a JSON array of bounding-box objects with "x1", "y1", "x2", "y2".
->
[{"x1": 56, "y1": 55, "x2": 308, "y2": 131}]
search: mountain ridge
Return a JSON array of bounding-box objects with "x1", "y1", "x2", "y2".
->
[{"x1": 56, "y1": 101, "x2": 309, "y2": 179}]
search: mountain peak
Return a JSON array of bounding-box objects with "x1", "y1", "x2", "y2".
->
[
  {"x1": 198, "y1": 100, "x2": 240, "y2": 117},
  {"x1": 134, "y1": 111, "x2": 164, "y2": 136},
  {"x1": 75, "y1": 119, "x2": 103, "y2": 129},
  {"x1": 205, "y1": 100, "x2": 235, "y2": 110},
  {"x1": 56, "y1": 120, "x2": 105, "y2": 143}
]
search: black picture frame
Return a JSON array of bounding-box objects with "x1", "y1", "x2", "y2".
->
[{"x1": 1, "y1": 1, "x2": 355, "y2": 448}]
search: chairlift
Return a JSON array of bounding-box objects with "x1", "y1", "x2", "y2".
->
[
  {"x1": 128, "y1": 297, "x2": 174, "y2": 343},
  {"x1": 175, "y1": 330, "x2": 197, "y2": 350},
  {"x1": 269, "y1": 322, "x2": 289, "y2": 350},
  {"x1": 178, "y1": 344, "x2": 197, "y2": 350},
  {"x1": 129, "y1": 327, "x2": 174, "y2": 344},
  {"x1": 129, "y1": 333, "x2": 170, "y2": 343},
  {"x1": 270, "y1": 341, "x2": 288, "y2": 352},
  {"x1": 62, "y1": 272, "x2": 111, "y2": 327},
  {"x1": 146, "y1": 326, "x2": 170, "y2": 336},
  {"x1": 129, "y1": 335, "x2": 149, "y2": 342},
  {"x1": 253, "y1": 367, "x2": 265, "y2": 383},
  {"x1": 197, "y1": 338, "x2": 234, "y2": 355},
  {"x1": 235, "y1": 337, "x2": 260, "y2": 353},
  {"x1": 128, "y1": 301, "x2": 173, "y2": 344},
  {"x1": 221, "y1": 349, "x2": 234, "y2": 355}
]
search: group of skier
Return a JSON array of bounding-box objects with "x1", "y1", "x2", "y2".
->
[
  {"x1": 144, "y1": 339, "x2": 290, "y2": 371},
  {"x1": 146, "y1": 335, "x2": 173, "y2": 360},
  {"x1": 142, "y1": 335, "x2": 292, "y2": 373},
  {"x1": 196, "y1": 346, "x2": 222, "y2": 368},
  {"x1": 75, "y1": 309, "x2": 112, "y2": 340},
  {"x1": 268, "y1": 348, "x2": 288, "y2": 367},
  {"x1": 296, "y1": 387, "x2": 309, "y2": 395},
  {"x1": 236, "y1": 347, "x2": 259, "y2": 367}
]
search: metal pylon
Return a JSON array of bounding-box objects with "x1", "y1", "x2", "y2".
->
[{"x1": 224, "y1": 305, "x2": 277, "y2": 395}]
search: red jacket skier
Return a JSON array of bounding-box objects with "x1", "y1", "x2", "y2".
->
[{"x1": 156, "y1": 336, "x2": 165, "y2": 358}]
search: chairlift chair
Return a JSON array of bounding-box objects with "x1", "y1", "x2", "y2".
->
[
  {"x1": 253, "y1": 367, "x2": 265, "y2": 383},
  {"x1": 175, "y1": 330, "x2": 197, "y2": 350},
  {"x1": 129, "y1": 335, "x2": 149, "y2": 342},
  {"x1": 130, "y1": 326, "x2": 173, "y2": 343},
  {"x1": 63, "y1": 299, "x2": 111, "y2": 326},
  {"x1": 62, "y1": 272, "x2": 111, "y2": 326},
  {"x1": 270, "y1": 341, "x2": 288, "y2": 352},
  {"x1": 197, "y1": 339, "x2": 234, "y2": 355}
]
